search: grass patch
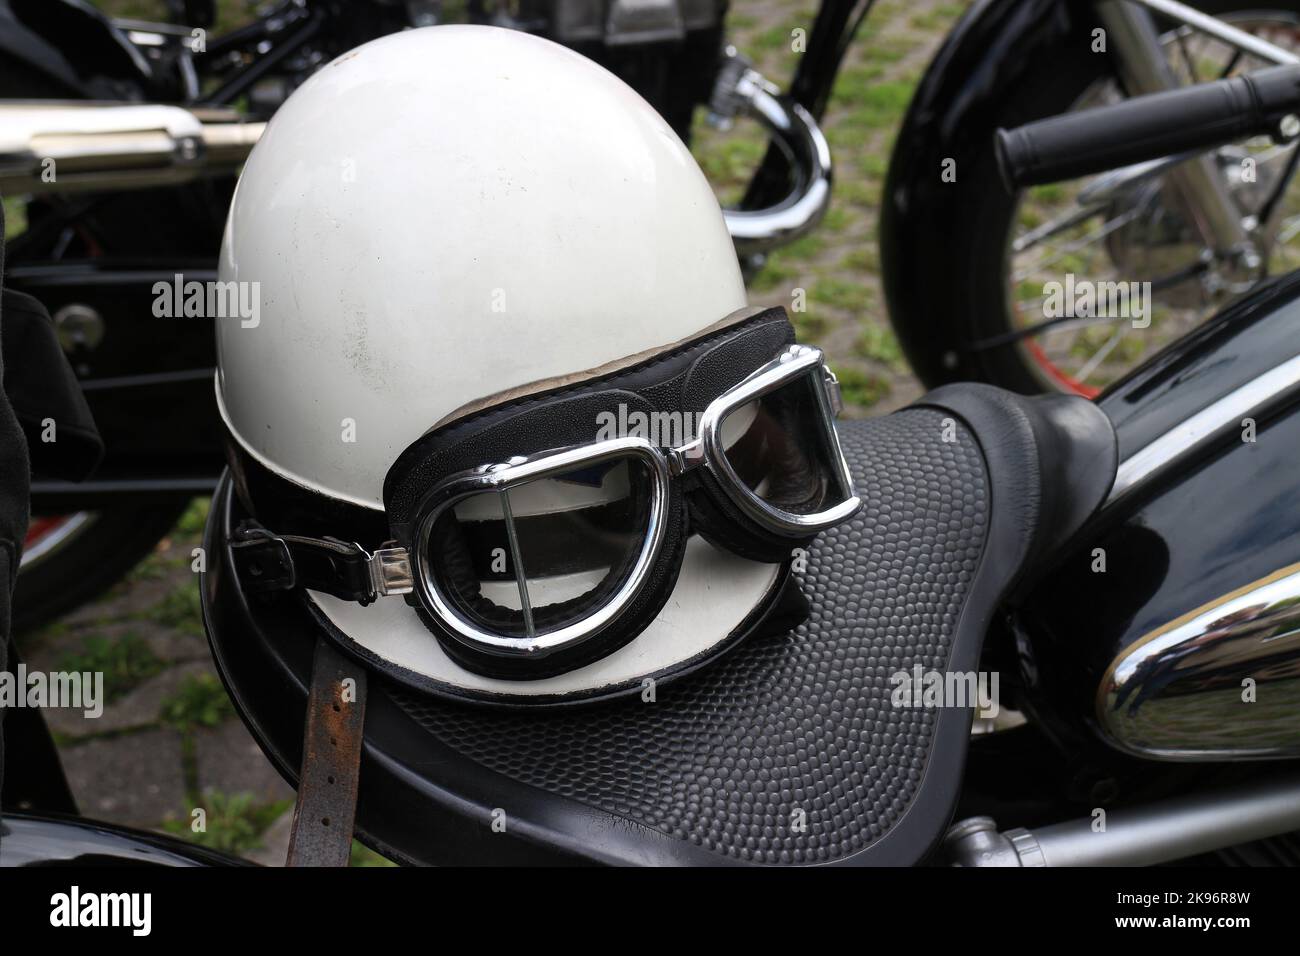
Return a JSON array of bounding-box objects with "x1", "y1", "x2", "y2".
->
[
  {"x1": 832, "y1": 64, "x2": 889, "y2": 105},
  {"x1": 750, "y1": 255, "x2": 802, "y2": 294},
  {"x1": 909, "y1": 3, "x2": 970, "y2": 31},
  {"x1": 163, "y1": 789, "x2": 292, "y2": 856},
  {"x1": 162, "y1": 673, "x2": 236, "y2": 799},
  {"x1": 839, "y1": 244, "x2": 879, "y2": 274},
  {"x1": 351, "y1": 841, "x2": 398, "y2": 867},
  {"x1": 160, "y1": 671, "x2": 235, "y2": 801},
  {"x1": 753, "y1": 21, "x2": 807, "y2": 53},
  {"x1": 833, "y1": 366, "x2": 892, "y2": 408},
  {"x1": 856, "y1": 324, "x2": 905, "y2": 368},
  {"x1": 161, "y1": 673, "x2": 234, "y2": 733},
  {"x1": 820, "y1": 206, "x2": 854, "y2": 234},
  {"x1": 835, "y1": 178, "x2": 881, "y2": 210},
  {"x1": 176, "y1": 497, "x2": 212, "y2": 538},
  {"x1": 3, "y1": 197, "x2": 26, "y2": 239},
  {"x1": 845, "y1": 79, "x2": 918, "y2": 131},
  {"x1": 790, "y1": 309, "x2": 828, "y2": 342},
  {"x1": 58, "y1": 634, "x2": 164, "y2": 702},
  {"x1": 859, "y1": 152, "x2": 889, "y2": 182},
  {"x1": 125, "y1": 497, "x2": 211, "y2": 584},
  {"x1": 693, "y1": 129, "x2": 767, "y2": 203},
  {"x1": 811, "y1": 276, "x2": 873, "y2": 313},
  {"x1": 145, "y1": 578, "x2": 204, "y2": 636},
  {"x1": 778, "y1": 232, "x2": 827, "y2": 262}
]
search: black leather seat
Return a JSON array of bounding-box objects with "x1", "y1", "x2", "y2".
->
[{"x1": 202, "y1": 384, "x2": 1117, "y2": 866}]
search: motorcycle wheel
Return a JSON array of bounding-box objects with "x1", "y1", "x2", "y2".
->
[
  {"x1": 13, "y1": 501, "x2": 192, "y2": 634},
  {"x1": 890, "y1": 0, "x2": 1300, "y2": 395}
]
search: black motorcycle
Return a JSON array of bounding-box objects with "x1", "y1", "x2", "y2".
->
[{"x1": 6, "y1": 60, "x2": 1300, "y2": 870}]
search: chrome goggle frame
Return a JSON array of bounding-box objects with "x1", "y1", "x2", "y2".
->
[
  {"x1": 671, "y1": 343, "x2": 860, "y2": 535},
  {"x1": 411, "y1": 437, "x2": 671, "y2": 661},
  {"x1": 408, "y1": 344, "x2": 859, "y2": 663}
]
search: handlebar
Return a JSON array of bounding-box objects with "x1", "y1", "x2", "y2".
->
[{"x1": 995, "y1": 63, "x2": 1300, "y2": 189}]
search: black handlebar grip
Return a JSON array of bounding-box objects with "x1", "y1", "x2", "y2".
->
[{"x1": 995, "y1": 64, "x2": 1300, "y2": 189}]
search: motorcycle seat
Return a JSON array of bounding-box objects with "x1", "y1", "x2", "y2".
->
[{"x1": 203, "y1": 382, "x2": 1117, "y2": 866}]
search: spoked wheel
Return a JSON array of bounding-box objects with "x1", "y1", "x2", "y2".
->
[
  {"x1": 894, "y1": 1, "x2": 1300, "y2": 396},
  {"x1": 1006, "y1": 11, "x2": 1300, "y2": 395}
]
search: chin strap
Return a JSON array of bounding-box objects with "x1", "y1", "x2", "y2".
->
[
  {"x1": 286, "y1": 637, "x2": 369, "y2": 867},
  {"x1": 230, "y1": 521, "x2": 413, "y2": 606}
]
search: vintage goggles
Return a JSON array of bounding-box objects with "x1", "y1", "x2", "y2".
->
[{"x1": 232, "y1": 309, "x2": 860, "y2": 679}]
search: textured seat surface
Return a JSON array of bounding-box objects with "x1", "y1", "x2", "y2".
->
[{"x1": 387, "y1": 411, "x2": 990, "y2": 864}]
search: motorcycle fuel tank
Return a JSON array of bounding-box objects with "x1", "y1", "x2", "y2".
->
[{"x1": 1013, "y1": 271, "x2": 1300, "y2": 761}]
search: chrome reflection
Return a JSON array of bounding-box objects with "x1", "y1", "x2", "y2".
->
[{"x1": 1099, "y1": 562, "x2": 1300, "y2": 759}]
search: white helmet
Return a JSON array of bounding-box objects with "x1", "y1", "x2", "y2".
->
[{"x1": 215, "y1": 25, "x2": 857, "y2": 702}]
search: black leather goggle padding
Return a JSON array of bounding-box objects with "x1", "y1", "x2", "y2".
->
[
  {"x1": 383, "y1": 308, "x2": 797, "y2": 547},
  {"x1": 685, "y1": 467, "x2": 818, "y2": 564},
  {"x1": 408, "y1": 478, "x2": 692, "y2": 681},
  {"x1": 385, "y1": 388, "x2": 658, "y2": 549}
]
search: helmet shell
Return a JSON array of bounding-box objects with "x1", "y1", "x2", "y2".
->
[
  {"x1": 216, "y1": 25, "x2": 746, "y2": 508},
  {"x1": 214, "y1": 25, "x2": 779, "y2": 698}
]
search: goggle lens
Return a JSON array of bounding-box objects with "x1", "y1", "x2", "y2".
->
[
  {"x1": 425, "y1": 456, "x2": 656, "y2": 642},
  {"x1": 720, "y1": 366, "x2": 853, "y2": 521}
]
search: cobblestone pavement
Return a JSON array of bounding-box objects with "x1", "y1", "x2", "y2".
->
[{"x1": 16, "y1": 0, "x2": 970, "y2": 865}]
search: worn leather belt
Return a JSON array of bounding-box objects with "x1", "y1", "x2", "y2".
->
[{"x1": 285, "y1": 637, "x2": 368, "y2": 867}]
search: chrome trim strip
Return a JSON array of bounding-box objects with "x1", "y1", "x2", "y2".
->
[
  {"x1": 1108, "y1": 352, "x2": 1300, "y2": 504},
  {"x1": 1098, "y1": 561, "x2": 1300, "y2": 760}
]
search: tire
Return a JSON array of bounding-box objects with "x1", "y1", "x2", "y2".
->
[
  {"x1": 12, "y1": 501, "x2": 192, "y2": 634},
  {"x1": 892, "y1": 0, "x2": 1300, "y2": 395}
]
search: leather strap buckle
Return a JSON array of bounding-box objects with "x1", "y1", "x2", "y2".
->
[{"x1": 231, "y1": 525, "x2": 297, "y2": 593}]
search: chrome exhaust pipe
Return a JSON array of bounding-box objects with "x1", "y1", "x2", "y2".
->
[
  {"x1": 0, "y1": 101, "x2": 265, "y2": 194},
  {"x1": 946, "y1": 774, "x2": 1300, "y2": 866},
  {"x1": 708, "y1": 49, "x2": 833, "y2": 256}
]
